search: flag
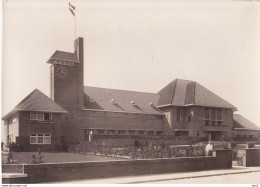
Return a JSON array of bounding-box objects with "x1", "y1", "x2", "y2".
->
[{"x1": 69, "y1": 2, "x2": 75, "y2": 16}]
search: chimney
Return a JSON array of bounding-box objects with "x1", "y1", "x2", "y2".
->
[
  {"x1": 74, "y1": 37, "x2": 84, "y2": 63},
  {"x1": 73, "y1": 37, "x2": 84, "y2": 110}
]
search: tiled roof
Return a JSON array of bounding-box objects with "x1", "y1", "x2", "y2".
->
[
  {"x1": 47, "y1": 50, "x2": 79, "y2": 63},
  {"x1": 233, "y1": 114, "x2": 260, "y2": 130},
  {"x1": 2, "y1": 89, "x2": 67, "y2": 120},
  {"x1": 157, "y1": 79, "x2": 237, "y2": 110},
  {"x1": 84, "y1": 86, "x2": 163, "y2": 115}
]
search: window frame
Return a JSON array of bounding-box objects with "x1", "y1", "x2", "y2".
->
[
  {"x1": 30, "y1": 133, "x2": 51, "y2": 144},
  {"x1": 118, "y1": 130, "x2": 125, "y2": 135},
  {"x1": 30, "y1": 112, "x2": 52, "y2": 121}
]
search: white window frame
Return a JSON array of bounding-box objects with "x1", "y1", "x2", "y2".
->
[
  {"x1": 30, "y1": 112, "x2": 51, "y2": 121},
  {"x1": 30, "y1": 133, "x2": 51, "y2": 144}
]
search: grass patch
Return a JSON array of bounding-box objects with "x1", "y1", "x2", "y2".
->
[{"x1": 7, "y1": 152, "x2": 125, "y2": 164}]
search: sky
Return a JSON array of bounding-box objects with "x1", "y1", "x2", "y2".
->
[{"x1": 1, "y1": 0, "x2": 260, "y2": 140}]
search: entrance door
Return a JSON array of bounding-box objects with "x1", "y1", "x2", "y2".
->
[{"x1": 211, "y1": 132, "x2": 216, "y2": 141}]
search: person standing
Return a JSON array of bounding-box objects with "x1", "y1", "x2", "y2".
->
[{"x1": 205, "y1": 140, "x2": 213, "y2": 156}]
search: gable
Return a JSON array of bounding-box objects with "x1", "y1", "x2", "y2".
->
[{"x1": 2, "y1": 89, "x2": 67, "y2": 120}]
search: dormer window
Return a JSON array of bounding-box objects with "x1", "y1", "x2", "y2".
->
[
  {"x1": 111, "y1": 99, "x2": 117, "y2": 104},
  {"x1": 89, "y1": 98, "x2": 95, "y2": 103}
]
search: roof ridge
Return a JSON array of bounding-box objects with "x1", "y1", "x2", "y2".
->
[
  {"x1": 193, "y1": 81, "x2": 196, "y2": 104},
  {"x1": 170, "y1": 79, "x2": 177, "y2": 104},
  {"x1": 84, "y1": 86, "x2": 160, "y2": 96}
]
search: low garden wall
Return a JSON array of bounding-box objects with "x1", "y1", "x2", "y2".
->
[
  {"x1": 2, "y1": 149, "x2": 232, "y2": 184},
  {"x1": 236, "y1": 148, "x2": 260, "y2": 167}
]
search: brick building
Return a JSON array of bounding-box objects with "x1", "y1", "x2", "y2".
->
[
  {"x1": 233, "y1": 114, "x2": 260, "y2": 141},
  {"x1": 2, "y1": 37, "x2": 259, "y2": 151}
]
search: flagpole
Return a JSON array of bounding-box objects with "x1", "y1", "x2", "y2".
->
[
  {"x1": 75, "y1": 13, "x2": 76, "y2": 40},
  {"x1": 69, "y1": 2, "x2": 76, "y2": 40}
]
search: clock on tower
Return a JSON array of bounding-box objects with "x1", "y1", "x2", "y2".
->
[{"x1": 56, "y1": 66, "x2": 68, "y2": 78}]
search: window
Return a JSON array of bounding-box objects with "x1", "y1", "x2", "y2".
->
[
  {"x1": 217, "y1": 109, "x2": 221, "y2": 120},
  {"x1": 44, "y1": 134, "x2": 51, "y2": 144},
  {"x1": 129, "y1": 130, "x2": 136, "y2": 135},
  {"x1": 97, "y1": 130, "x2": 104, "y2": 135},
  {"x1": 107, "y1": 130, "x2": 115, "y2": 135},
  {"x1": 127, "y1": 113, "x2": 136, "y2": 118},
  {"x1": 30, "y1": 134, "x2": 51, "y2": 144},
  {"x1": 156, "y1": 115, "x2": 163, "y2": 119},
  {"x1": 30, "y1": 112, "x2": 51, "y2": 121},
  {"x1": 84, "y1": 129, "x2": 92, "y2": 134},
  {"x1": 44, "y1": 113, "x2": 50, "y2": 121},
  {"x1": 205, "y1": 120, "x2": 210, "y2": 126},
  {"x1": 217, "y1": 121, "x2": 221, "y2": 126},
  {"x1": 197, "y1": 131, "x2": 200, "y2": 137},
  {"x1": 177, "y1": 109, "x2": 181, "y2": 122},
  {"x1": 146, "y1": 115, "x2": 156, "y2": 120},
  {"x1": 205, "y1": 108, "x2": 210, "y2": 119},
  {"x1": 118, "y1": 130, "x2": 125, "y2": 135},
  {"x1": 93, "y1": 111, "x2": 104, "y2": 117},
  {"x1": 187, "y1": 116, "x2": 191, "y2": 122},
  {"x1": 30, "y1": 134, "x2": 37, "y2": 144},
  {"x1": 115, "y1": 113, "x2": 126, "y2": 118},
  {"x1": 148, "y1": 131, "x2": 154, "y2": 135},
  {"x1": 175, "y1": 131, "x2": 188, "y2": 136},
  {"x1": 138, "y1": 131, "x2": 145, "y2": 135},
  {"x1": 211, "y1": 109, "x2": 216, "y2": 120},
  {"x1": 106, "y1": 112, "x2": 116, "y2": 118},
  {"x1": 156, "y1": 131, "x2": 163, "y2": 136}
]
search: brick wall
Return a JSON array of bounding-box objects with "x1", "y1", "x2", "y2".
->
[
  {"x1": 237, "y1": 148, "x2": 260, "y2": 167},
  {"x1": 2, "y1": 149, "x2": 232, "y2": 184},
  {"x1": 160, "y1": 106, "x2": 233, "y2": 140},
  {"x1": 16, "y1": 111, "x2": 63, "y2": 152}
]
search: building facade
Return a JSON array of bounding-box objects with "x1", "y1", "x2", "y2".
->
[{"x1": 2, "y1": 37, "x2": 259, "y2": 151}]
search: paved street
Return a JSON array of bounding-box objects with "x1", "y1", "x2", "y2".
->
[
  {"x1": 147, "y1": 172, "x2": 260, "y2": 184},
  {"x1": 50, "y1": 166, "x2": 260, "y2": 184}
]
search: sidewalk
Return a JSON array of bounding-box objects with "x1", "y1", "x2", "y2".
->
[{"x1": 51, "y1": 166, "x2": 260, "y2": 184}]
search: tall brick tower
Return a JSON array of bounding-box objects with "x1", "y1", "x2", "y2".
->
[{"x1": 47, "y1": 37, "x2": 84, "y2": 116}]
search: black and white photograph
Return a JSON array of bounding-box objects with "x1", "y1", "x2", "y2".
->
[{"x1": 1, "y1": 0, "x2": 260, "y2": 184}]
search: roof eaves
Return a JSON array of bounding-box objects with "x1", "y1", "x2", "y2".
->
[
  {"x1": 50, "y1": 57, "x2": 79, "y2": 63},
  {"x1": 234, "y1": 127, "x2": 260, "y2": 130},
  {"x1": 14, "y1": 109, "x2": 68, "y2": 114},
  {"x1": 82, "y1": 108, "x2": 164, "y2": 115},
  {"x1": 1, "y1": 110, "x2": 16, "y2": 120},
  {"x1": 184, "y1": 103, "x2": 237, "y2": 110}
]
